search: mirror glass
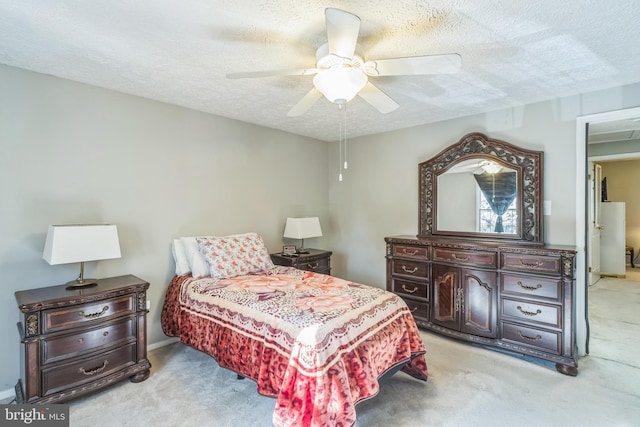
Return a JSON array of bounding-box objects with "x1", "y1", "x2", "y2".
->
[{"x1": 436, "y1": 159, "x2": 519, "y2": 234}]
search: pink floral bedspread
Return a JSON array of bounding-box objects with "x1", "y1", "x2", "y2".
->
[{"x1": 161, "y1": 267, "x2": 428, "y2": 426}]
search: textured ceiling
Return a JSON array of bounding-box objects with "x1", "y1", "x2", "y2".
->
[{"x1": 1, "y1": 0, "x2": 640, "y2": 142}]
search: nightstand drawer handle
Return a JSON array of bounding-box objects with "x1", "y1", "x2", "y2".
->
[
  {"x1": 402, "y1": 248, "x2": 419, "y2": 256},
  {"x1": 401, "y1": 284, "x2": 418, "y2": 294},
  {"x1": 517, "y1": 306, "x2": 542, "y2": 316},
  {"x1": 401, "y1": 265, "x2": 418, "y2": 274},
  {"x1": 307, "y1": 263, "x2": 319, "y2": 269},
  {"x1": 517, "y1": 281, "x2": 542, "y2": 291},
  {"x1": 79, "y1": 360, "x2": 109, "y2": 376},
  {"x1": 518, "y1": 331, "x2": 542, "y2": 342},
  {"x1": 79, "y1": 306, "x2": 109, "y2": 319},
  {"x1": 452, "y1": 254, "x2": 469, "y2": 261}
]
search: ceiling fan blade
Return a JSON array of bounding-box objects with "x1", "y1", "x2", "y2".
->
[
  {"x1": 357, "y1": 82, "x2": 399, "y2": 114},
  {"x1": 325, "y1": 8, "x2": 360, "y2": 59},
  {"x1": 364, "y1": 53, "x2": 461, "y2": 76},
  {"x1": 287, "y1": 88, "x2": 323, "y2": 117},
  {"x1": 227, "y1": 68, "x2": 318, "y2": 79}
]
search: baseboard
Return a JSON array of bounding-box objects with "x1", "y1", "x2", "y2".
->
[
  {"x1": 0, "y1": 386, "x2": 15, "y2": 402},
  {"x1": 148, "y1": 337, "x2": 179, "y2": 351}
]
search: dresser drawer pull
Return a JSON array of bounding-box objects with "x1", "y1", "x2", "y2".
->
[
  {"x1": 410, "y1": 306, "x2": 418, "y2": 313},
  {"x1": 306, "y1": 263, "x2": 319, "y2": 270},
  {"x1": 519, "y1": 259, "x2": 543, "y2": 268},
  {"x1": 517, "y1": 306, "x2": 542, "y2": 316},
  {"x1": 401, "y1": 266, "x2": 418, "y2": 274},
  {"x1": 79, "y1": 306, "x2": 109, "y2": 319},
  {"x1": 452, "y1": 254, "x2": 469, "y2": 261},
  {"x1": 402, "y1": 248, "x2": 419, "y2": 256},
  {"x1": 79, "y1": 360, "x2": 109, "y2": 376},
  {"x1": 518, "y1": 331, "x2": 542, "y2": 342},
  {"x1": 401, "y1": 284, "x2": 418, "y2": 294},
  {"x1": 517, "y1": 281, "x2": 542, "y2": 291}
]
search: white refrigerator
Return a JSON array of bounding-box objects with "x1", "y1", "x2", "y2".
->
[{"x1": 600, "y1": 201, "x2": 626, "y2": 276}]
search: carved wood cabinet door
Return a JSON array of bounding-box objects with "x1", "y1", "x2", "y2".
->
[
  {"x1": 432, "y1": 264, "x2": 458, "y2": 329},
  {"x1": 460, "y1": 268, "x2": 498, "y2": 338}
]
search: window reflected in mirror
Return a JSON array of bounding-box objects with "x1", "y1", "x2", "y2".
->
[{"x1": 437, "y1": 159, "x2": 519, "y2": 235}]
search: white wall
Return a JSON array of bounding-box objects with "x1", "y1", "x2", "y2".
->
[{"x1": 0, "y1": 64, "x2": 329, "y2": 391}]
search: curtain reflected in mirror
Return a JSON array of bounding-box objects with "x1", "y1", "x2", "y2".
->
[{"x1": 474, "y1": 172, "x2": 517, "y2": 233}]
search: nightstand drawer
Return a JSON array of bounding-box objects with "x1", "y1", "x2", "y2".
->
[
  {"x1": 42, "y1": 317, "x2": 136, "y2": 364},
  {"x1": 298, "y1": 257, "x2": 330, "y2": 272},
  {"x1": 43, "y1": 295, "x2": 136, "y2": 333},
  {"x1": 42, "y1": 343, "x2": 137, "y2": 396}
]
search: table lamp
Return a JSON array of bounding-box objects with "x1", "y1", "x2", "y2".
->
[
  {"x1": 283, "y1": 217, "x2": 322, "y2": 254},
  {"x1": 43, "y1": 224, "x2": 121, "y2": 289}
]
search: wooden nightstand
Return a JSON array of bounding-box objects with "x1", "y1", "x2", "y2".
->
[
  {"x1": 270, "y1": 249, "x2": 332, "y2": 275},
  {"x1": 15, "y1": 274, "x2": 151, "y2": 404}
]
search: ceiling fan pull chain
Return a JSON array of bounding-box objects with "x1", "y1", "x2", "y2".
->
[
  {"x1": 343, "y1": 103, "x2": 348, "y2": 170},
  {"x1": 339, "y1": 104, "x2": 344, "y2": 182}
]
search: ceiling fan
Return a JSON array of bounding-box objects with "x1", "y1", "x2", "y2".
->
[{"x1": 226, "y1": 8, "x2": 462, "y2": 117}]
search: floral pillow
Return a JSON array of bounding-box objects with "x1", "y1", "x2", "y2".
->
[{"x1": 196, "y1": 233, "x2": 275, "y2": 279}]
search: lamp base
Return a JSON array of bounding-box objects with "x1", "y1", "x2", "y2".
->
[
  {"x1": 296, "y1": 248, "x2": 310, "y2": 254},
  {"x1": 65, "y1": 279, "x2": 98, "y2": 290}
]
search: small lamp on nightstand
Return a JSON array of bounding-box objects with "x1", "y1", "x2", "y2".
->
[
  {"x1": 283, "y1": 217, "x2": 322, "y2": 254},
  {"x1": 43, "y1": 224, "x2": 121, "y2": 289}
]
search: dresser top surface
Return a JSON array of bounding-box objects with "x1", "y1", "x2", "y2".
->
[{"x1": 15, "y1": 274, "x2": 149, "y2": 311}]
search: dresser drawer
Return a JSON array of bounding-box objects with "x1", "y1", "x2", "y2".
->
[
  {"x1": 501, "y1": 298, "x2": 561, "y2": 328},
  {"x1": 392, "y1": 244, "x2": 429, "y2": 259},
  {"x1": 501, "y1": 321, "x2": 561, "y2": 354},
  {"x1": 402, "y1": 298, "x2": 429, "y2": 322},
  {"x1": 391, "y1": 259, "x2": 428, "y2": 279},
  {"x1": 42, "y1": 343, "x2": 137, "y2": 396},
  {"x1": 433, "y1": 248, "x2": 497, "y2": 268},
  {"x1": 298, "y1": 257, "x2": 330, "y2": 272},
  {"x1": 501, "y1": 273, "x2": 561, "y2": 302},
  {"x1": 501, "y1": 253, "x2": 562, "y2": 275},
  {"x1": 44, "y1": 295, "x2": 136, "y2": 333},
  {"x1": 391, "y1": 278, "x2": 428, "y2": 300},
  {"x1": 42, "y1": 317, "x2": 136, "y2": 364}
]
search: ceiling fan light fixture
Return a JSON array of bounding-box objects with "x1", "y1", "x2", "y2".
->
[
  {"x1": 480, "y1": 160, "x2": 502, "y2": 174},
  {"x1": 313, "y1": 67, "x2": 368, "y2": 104}
]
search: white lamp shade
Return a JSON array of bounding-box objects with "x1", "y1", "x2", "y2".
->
[
  {"x1": 313, "y1": 67, "x2": 368, "y2": 103},
  {"x1": 43, "y1": 224, "x2": 121, "y2": 265},
  {"x1": 283, "y1": 217, "x2": 323, "y2": 240}
]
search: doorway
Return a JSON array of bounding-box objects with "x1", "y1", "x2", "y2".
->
[{"x1": 576, "y1": 105, "x2": 640, "y2": 356}]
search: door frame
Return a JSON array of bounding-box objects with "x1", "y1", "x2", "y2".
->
[{"x1": 575, "y1": 106, "x2": 640, "y2": 356}]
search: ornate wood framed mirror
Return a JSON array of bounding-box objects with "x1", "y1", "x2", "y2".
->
[{"x1": 418, "y1": 132, "x2": 544, "y2": 244}]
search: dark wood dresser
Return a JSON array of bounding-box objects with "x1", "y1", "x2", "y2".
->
[
  {"x1": 386, "y1": 236, "x2": 578, "y2": 375},
  {"x1": 15, "y1": 275, "x2": 151, "y2": 403},
  {"x1": 270, "y1": 249, "x2": 332, "y2": 275}
]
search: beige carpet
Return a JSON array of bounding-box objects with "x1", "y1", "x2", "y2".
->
[{"x1": 67, "y1": 273, "x2": 640, "y2": 427}]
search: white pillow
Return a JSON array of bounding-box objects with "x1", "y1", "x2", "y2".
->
[
  {"x1": 172, "y1": 239, "x2": 190, "y2": 276},
  {"x1": 180, "y1": 236, "x2": 212, "y2": 278}
]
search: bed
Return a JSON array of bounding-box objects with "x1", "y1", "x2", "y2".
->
[{"x1": 161, "y1": 233, "x2": 428, "y2": 427}]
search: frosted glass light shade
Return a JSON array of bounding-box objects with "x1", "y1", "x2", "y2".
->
[{"x1": 313, "y1": 67, "x2": 368, "y2": 103}]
